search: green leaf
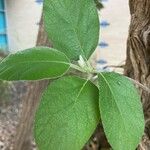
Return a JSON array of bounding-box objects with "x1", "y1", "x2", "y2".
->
[
  {"x1": 43, "y1": 0, "x2": 99, "y2": 60},
  {"x1": 34, "y1": 76, "x2": 100, "y2": 150},
  {"x1": 98, "y1": 72, "x2": 144, "y2": 150},
  {"x1": 0, "y1": 47, "x2": 70, "y2": 81}
]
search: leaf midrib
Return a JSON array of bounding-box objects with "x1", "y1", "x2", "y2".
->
[
  {"x1": 38, "y1": 79, "x2": 89, "y2": 119},
  {"x1": 0, "y1": 60, "x2": 70, "y2": 78},
  {"x1": 49, "y1": 0, "x2": 87, "y2": 59},
  {"x1": 38, "y1": 79, "x2": 89, "y2": 139},
  {"x1": 2, "y1": 60, "x2": 70, "y2": 65},
  {"x1": 99, "y1": 73, "x2": 128, "y2": 135},
  {"x1": 74, "y1": 79, "x2": 88, "y2": 105}
]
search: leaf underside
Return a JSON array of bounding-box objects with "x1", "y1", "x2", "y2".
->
[
  {"x1": 34, "y1": 76, "x2": 100, "y2": 150},
  {"x1": 44, "y1": 0, "x2": 99, "y2": 60},
  {"x1": 98, "y1": 72, "x2": 144, "y2": 150},
  {"x1": 0, "y1": 47, "x2": 70, "y2": 81}
]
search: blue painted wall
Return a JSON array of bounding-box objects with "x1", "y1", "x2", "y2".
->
[{"x1": 0, "y1": 0, "x2": 7, "y2": 50}]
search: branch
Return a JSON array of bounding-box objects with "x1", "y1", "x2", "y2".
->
[{"x1": 126, "y1": 77, "x2": 150, "y2": 94}]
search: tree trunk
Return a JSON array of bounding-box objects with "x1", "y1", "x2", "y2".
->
[
  {"x1": 124, "y1": 0, "x2": 150, "y2": 149},
  {"x1": 13, "y1": 17, "x2": 50, "y2": 150}
]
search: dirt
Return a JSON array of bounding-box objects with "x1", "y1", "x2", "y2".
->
[{"x1": 0, "y1": 82, "x2": 29, "y2": 150}]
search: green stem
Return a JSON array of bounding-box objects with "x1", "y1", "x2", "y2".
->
[{"x1": 70, "y1": 63, "x2": 86, "y2": 73}]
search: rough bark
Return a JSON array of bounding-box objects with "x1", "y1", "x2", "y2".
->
[
  {"x1": 124, "y1": 0, "x2": 150, "y2": 149},
  {"x1": 13, "y1": 17, "x2": 50, "y2": 150}
]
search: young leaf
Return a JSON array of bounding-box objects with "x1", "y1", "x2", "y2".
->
[
  {"x1": 34, "y1": 76, "x2": 100, "y2": 150},
  {"x1": 44, "y1": 0, "x2": 99, "y2": 60},
  {"x1": 0, "y1": 47, "x2": 70, "y2": 81},
  {"x1": 98, "y1": 72, "x2": 144, "y2": 150}
]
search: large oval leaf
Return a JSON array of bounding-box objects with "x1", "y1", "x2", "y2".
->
[
  {"x1": 34, "y1": 76, "x2": 99, "y2": 150},
  {"x1": 98, "y1": 72, "x2": 144, "y2": 150},
  {"x1": 0, "y1": 47, "x2": 70, "y2": 81},
  {"x1": 44, "y1": 0, "x2": 99, "y2": 60}
]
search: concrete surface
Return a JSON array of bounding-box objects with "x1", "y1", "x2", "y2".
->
[
  {"x1": 96, "y1": 0, "x2": 130, "y2": 71},
  {"x1": 5, "y1": 0, "x2": 42, "y2": 51}
]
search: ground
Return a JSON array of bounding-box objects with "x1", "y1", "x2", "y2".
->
[{"x1": 0, "y1": 82, "x2": 36, "y2": 150}]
